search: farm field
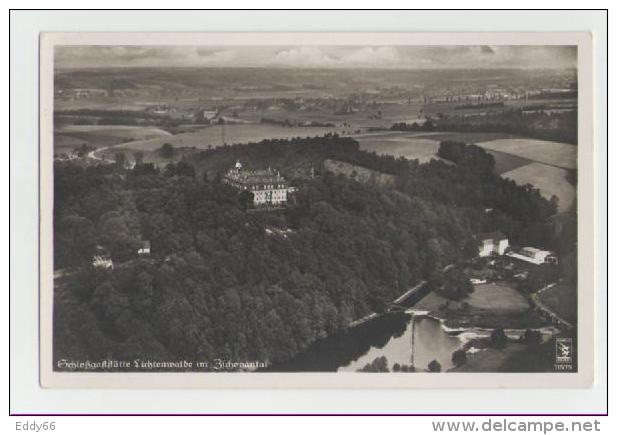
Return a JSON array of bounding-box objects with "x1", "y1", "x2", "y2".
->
[
  {"x1": 54, "y1": 125, "x2": 173, "y2": 151},
  {"x1": 355, "y1": 131, "x2": 532, "y2": 172},
  {"x1": 355, "y1": 131, "x2": 576, "y2": 212},
  {"x1": 486, "y1": 149, "x2": 532, "y2": 174},
  {"x1": 54, "y1": 133, "x2": 88, "y2": 154},
  {"x1": 502, "y1": 163, "x2": 575, "y2": 212},
  {"x1": 116, "y1": 123, "x2": 344, "y2": 152},
  {"x1": 355, "y1": 132, "x2": 444, "y2": 164},
  {"x1": 477, "y1": 138, "x2": 577, "y2": 169},
  {"x1": 411, "y1": 131, "x2": 524, "y2": 144},
  {"x1": 537, "y1": 282, "x2": 577, "y2": 325}
]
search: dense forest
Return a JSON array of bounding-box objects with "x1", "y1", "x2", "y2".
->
[
  {"x1": 53, "y1": 135, "x2": 564, "y2": 369},
  {"x1": 192, "y1": 134, "x2": 412, "y2": 180}
]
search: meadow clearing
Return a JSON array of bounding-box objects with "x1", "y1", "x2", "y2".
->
[
  {"x1": 355, "y1": 132, "x2": 445, "y2": 164},
  {"x1": 501, "y1": 163, "x2": 575, "y2": 212},
  {"x1": 477, "y1": 138, "x2": 577, "y2": 170},
  {"x1": 416, "y1": 282, "x2": 530, "y2": 313}
]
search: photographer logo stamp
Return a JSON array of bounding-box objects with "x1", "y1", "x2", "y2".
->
[{"x1": 554, "y1": 338, "x2": 573, "y2": 370}]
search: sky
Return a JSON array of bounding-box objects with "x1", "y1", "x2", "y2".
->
[{"x1": 55, "y1": 45, "x2": 577, "y2": 70}]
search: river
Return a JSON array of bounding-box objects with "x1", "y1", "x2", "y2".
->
[{"x1": 268, "y1": 312, "x2": 467, "y2": 372}]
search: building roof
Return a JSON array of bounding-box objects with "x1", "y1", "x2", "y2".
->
[
  {"x1": 476, "y1": 231, "x2": 507, "y2": 241},
  {"x1": 521, "y1": 246, "x2": 552, "y2": 256},
  {"x1": 225, "y1": 163, "x2": 287, "y2": 187}
]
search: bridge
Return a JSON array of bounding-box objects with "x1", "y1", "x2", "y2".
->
[
  {"x1": 388, "y1": 280, "x2": 429, "y2": 311},
  {"x1": 348, "y1": 280, "x2": 430, "y2": 327}
]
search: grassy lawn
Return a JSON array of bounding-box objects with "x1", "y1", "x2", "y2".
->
[
  {"x1": 417, "y1": 282, "x2": 529, "y2": 312},
  {"x1": 538, "y1": 282, "x2": 577, "y2": 324},
  {"x1": 466, "y1": 282, "x2": 530, "y2": 311}
]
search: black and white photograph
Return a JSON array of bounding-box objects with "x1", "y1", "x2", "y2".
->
[{"x1": 38, "y1": 32, "x2": 595, "y2": 388}]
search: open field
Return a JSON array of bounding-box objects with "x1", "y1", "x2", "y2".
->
[
  {"x1": 477, "y1": 138, "x2": 576, "y2": 169},
  {"x1": 355, "y1": 131, "x2": 536, "y2": 173},
  {"x1": 417, "y1": 282, "x2": 530, "y2": 313},
  {"x1": 115, "y1": 123, "x2": 343, "y2": 152},
  {"x1": 355, "y1": 132, "x2": 444, "y2": 164},
  {"x1": 358, "y1": 131, "x2": 576, "y2": 212},
  {"x1": 54, "y1": 134, "x2": 88, "y2": 154},
  {"x1": 465, "y1": 283, "x2": 530, "y2": 311},
  {"x1": 412, "y1": 131, "x2": 524, "y2": 144},
  {"x1": 55, "y1": 125, "x2": 173, "y2": 151},
  {"x1": 502, "y1": 163, "x2": 575, "y2": 212},
  {"x1": 485, "y1": 149, "x2": 532, "y2": 174},
  {"x1": 537, "y1": 282, "x2": 577, "y2": 325}
]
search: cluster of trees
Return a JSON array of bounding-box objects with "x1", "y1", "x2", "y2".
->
[
  {"x1": 53, "y1": 133, "x2": 561, "y2": 368},
  {"x1": 397, "y1": 142, "x2": 557, "y2": 227},
  {"x1": 435, "y1": 266, "x2": 475, "y2": 300},
  {"x1": 194, "y1": 134, "x2": 412, "y2": 180},
  {"x1": 356, "y1": 356, "x2": 421, "y2": 372},
  {"x1": 437, "y1": 141, "x2": 495, "y2": 172},
  {"x1": 357, "y1": 356, "x2": 390, "y2": 372}
]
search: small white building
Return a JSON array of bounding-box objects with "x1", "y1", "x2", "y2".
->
[
  {"x1": 476, "y1": 232, "x2": 509, "y2": 257},
  {"x1": 138, "y1": 240, "x2": 151, "y2": 256},
  {"x1": 92, "y1": 255, "x2": 113, "y2": 270},
  {"x1": 507, "y1": 247, "x2": 558, "y2": 265}
]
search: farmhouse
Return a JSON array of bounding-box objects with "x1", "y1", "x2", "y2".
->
[
  {"x1": 506, "y1": 247, "x2": 558, "y2": 265},
  {"x1": 476, "y1": 231, "x2": 509, "y2": 257},
  {"x1": 224, "y1": 161, "x2": 290, "y2": 206}
]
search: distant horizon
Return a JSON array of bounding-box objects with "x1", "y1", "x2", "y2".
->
[
  {"x1": 54, "y1": 65, "x2": 578, "y2": 72},
  {"x1": 55, "y1": 45, "x2": 577, "y2": 70}
]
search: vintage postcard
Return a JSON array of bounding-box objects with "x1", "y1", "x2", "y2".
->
[{"x1": 39, "y1": 32, "x2": 595, "y2": 388}]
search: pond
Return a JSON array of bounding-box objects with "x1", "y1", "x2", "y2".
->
[{"x1": 268, "y1": 312, "x2": 465, "y2": 372}]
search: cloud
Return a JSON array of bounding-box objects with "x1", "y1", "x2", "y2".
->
[
  {"x1": 270, "y1": 47, "x2": 338, "y2": 67},
  {"x1": 342, "y1": 46, "x2": 401, "y2": 67},
  {"x1": 55, "y1": 45, "x2": 577, "y2": 70}
]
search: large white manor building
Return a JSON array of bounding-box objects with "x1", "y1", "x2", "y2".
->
[{"x1": 224, "y1": 161, "x2": 290, "y2": 206}]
